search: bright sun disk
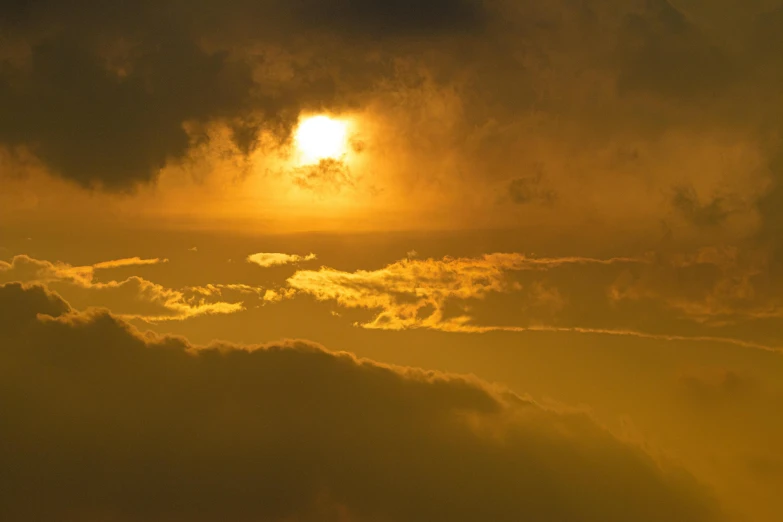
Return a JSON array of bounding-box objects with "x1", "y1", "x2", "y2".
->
[{"x1": 294, "y1": 115, "x2": 348, "y2": 165}]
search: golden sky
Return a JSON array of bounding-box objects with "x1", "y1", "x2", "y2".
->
[{"x1": 1, "y1": 1, "x2": 782, "y2": 521}]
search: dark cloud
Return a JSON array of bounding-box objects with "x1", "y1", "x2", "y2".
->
[
  {"x1": 750, "y1": 3, "x2": 783, "y2": 69},
  {"x1": 672, "y1": 185, "x2": 731, "y2": 228},
  {"x1": 0, "y1": 281, "x2": 69, "y2": 330},
  {"x1": 507, "y1": 167, "x2": 556, "y2": 205},
  {"x1": 296, "y1": 0, "x2": 487, "y2": 38},
  {"x1": 748, "y1": 4, "x2": 783, "y2": 266},
  {"x1": 291, "y1": 158, "x2": 355, "y2": 193},
  {"x1": 1, "y1": 0, "x2": 34, "y2": 24},
  {"x1": 678, "y1": 367, "x2": 754, "y2": 402},
  {"x1": 756, "y1": 141, "x2": 783, "y2": 276},
  {"x1": 0, "y1": 29, "x2": 255, "y2": 189},
  {"x1": 0, "y1": 282, "x2": 722, "y2": 522},
  {"x1": 1, "y1": 0, "x2": 779, "y2": 218},
  {"x1": 0, "y1": 0, "x2": 488, "y2": 189},
  {"x1": 616, "y1": 0, "x2": 736, "y2": 99}
]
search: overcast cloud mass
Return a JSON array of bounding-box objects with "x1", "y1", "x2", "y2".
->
[{"x1": 1, "y1": 1, "x2": 781, "y2": 521}]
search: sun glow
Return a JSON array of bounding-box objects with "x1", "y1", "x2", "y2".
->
[{"x1": 294, "y1": 115, "x2": 349, "y2": 165}]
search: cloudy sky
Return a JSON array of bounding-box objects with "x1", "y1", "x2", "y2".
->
[{"x1": 1, "y1": 0, "x2": 782, "y2": 521}]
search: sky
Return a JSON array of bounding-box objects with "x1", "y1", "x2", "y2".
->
[{"x1": 1, "y1": 0, "x2": 782, "y2": 521}]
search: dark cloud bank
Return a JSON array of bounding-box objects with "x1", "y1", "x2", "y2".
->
[
  {"x1": 0, "y1": 282, "x2": 722, "y2": 521},
  {"x1": 0, "y1": 0, "x2": 486, "y2": 189},
  {"x1": 1, "y1": 0, "x2": 779, "y2": 196}
]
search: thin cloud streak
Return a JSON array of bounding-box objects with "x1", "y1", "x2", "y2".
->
[
  {"x1": 91, "y1": 257, "x2": 169, "y2": 270},
  {"x1": 428, "y1": 323, "x2": 783, "y2": 355},
  {"x1": 247, "y1": 252, "x2": 318, "y2": 268}
]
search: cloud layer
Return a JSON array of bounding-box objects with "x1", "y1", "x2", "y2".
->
[
  {"x1": 8, "y1": 249, "x2": 783, "y2": 352},
  {"x1": 0, "y1": 255, "x2": 243, "y2": 321},
  {"x1": 1, "y1": 0, "x2": 779, "y2": 235},
  {"x1": 0, "y1": 281, "x2": 722, "y2": 522},
  {"x1": 0, "y1": 0, "x2": 488, "y2": 189},
  {"x1": 287, "y1": 252, "x2": 641, "y2": 329},
  {"x1": 284, "y1": 251, "x2": 783, "y2": 352}
]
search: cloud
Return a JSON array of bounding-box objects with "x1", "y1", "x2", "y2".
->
[
  {"x1": 461, "y1": 325, "x2": 783, "y2": 355},
  {"x1": 0, "y1": 0, "x2": 489, "y2": 189},
  {"x1": 263, "y1": 288, "x2": 298, "y2": 303},
  {"x1": 91, "y1": 256, "x2": 168, "y2": 270},
  {"x1": 186, "y1": 283, "x2": 265, "y2": 297},
  {"x1": 1, "y1": 0, "x2": 778, "y2": 230},
  {"x1": 0, "y1": 255, "x2": 167, "y2": 284},
  {"x1": 247, "y1": 252, "x2": 317, "y2": 268},
  {"x1": 287, "y1": 253, "x2": 642, "y2": 329},
  {"x1": 671, "y1": 186, "x2": 733, "y2": 229},
  {"x1": 284, "y1": 252, "x2": 783, "y2": 352},
  {"x1": 614, "y1": 0, "x2": 736, "y2": 99},
  {"x1": 0, "y1": 280, "x2": 70, "y2": 330},
  {"x1": 610, "y1": 247, "x2": 783, "y2": 325},
  {"x1": 672, "y1": 362, "x2": 783, "y2": 498},
  {"x1": 294, "y1": 0, "x2": 487, "y2": 38},
  {"x1": 678, "y1": 367, "x2": 754, "y2": 401},
  {"x1": 0, "y1": 254, "x2": 243, "y2": 321},
  {"x1": 290, "y1": 158, "x2": 355, "y2": 193},
  {"x1": 0, "y1": 281, "x2": 723, "y2": 522},
  {"x1": 77, "y1": 276, "x2": 245, "y2": 322},
  {"x1": 0, "y1": 24, "x2": 254, "y2": 189},
  {"x1": 506, "y1": 166, "x2": 557, "y2": 206},
  {"x1": 0, "y1": 254, "x2": 94, "y2": 285}
]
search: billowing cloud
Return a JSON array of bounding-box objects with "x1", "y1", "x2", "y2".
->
[
  {"x1": 248, "y1": 252, "x2": 317, "y2": 268},
  {"x1": 0, "y1": 0, "x2": 489, "y2": 189},
  {"x1": 1, "y1": 0, "x2": 778, "y2": 241},
  {"x1": 0, "y1": 254, "x2": 95, "y2": 285},
  {"x1": 672, "y1": 363, "x2": 783, "y2": 510},
  {"x1": 0, "y1": 281, "x2": 723, "y2": 522}
]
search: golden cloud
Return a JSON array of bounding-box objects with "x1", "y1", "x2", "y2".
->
[
  {"x1": 287, "y1": 253, "x2": 642, "y2": 329},
  {"x1": 247, "y1": 252, "x2": 318, "y2": 268},
  {"x1": 0, "y1": 255, "x2": 243, "y2": 321},
  {"x1": 286, "y1": 252, "x2": 783, "y2": 353}
]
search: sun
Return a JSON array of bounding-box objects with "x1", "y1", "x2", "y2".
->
[{"x1": 294, "y1": 115, "x2": 349, "y2": 165}]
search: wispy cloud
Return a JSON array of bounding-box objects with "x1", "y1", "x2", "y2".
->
[
  {"x1": 0, "y1": 255, "x2": 242, "y2": 321},
  {"x1": 247, "y1": 252, "x2": 317, "y2": 268},
  {"x1": 610, "y1": 247, "x2": 783, "y2": 324},
  {"x1": 91, "y1": 257, "x2": 168, "y2": 270},
  {"x1": 433, "y1": 323, "x2": 783, "y2": 355},
  {"x1": 287, "y1": 253, "x2": 643, "y2": 330},
  {"x1": 286, "y1": 252, "x2": 783, "y2": 353}
]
